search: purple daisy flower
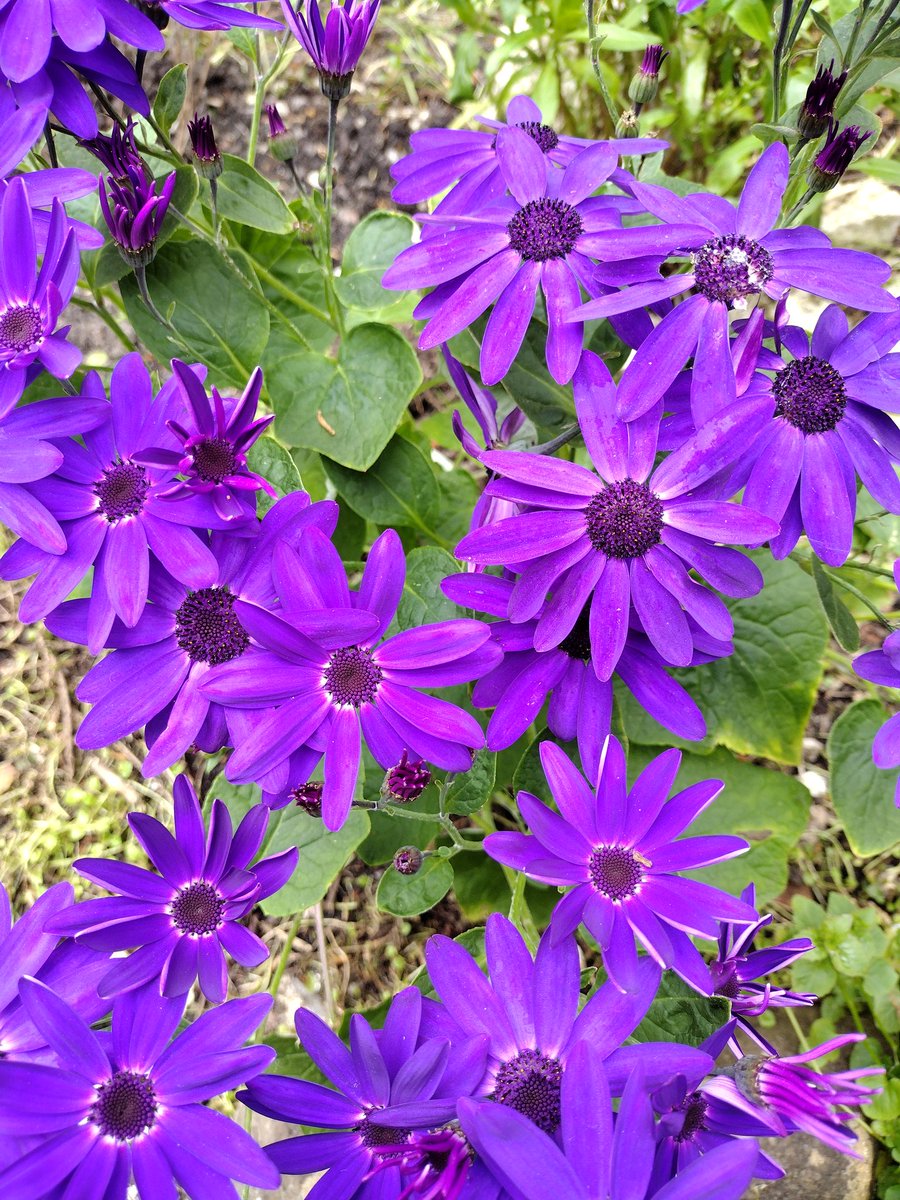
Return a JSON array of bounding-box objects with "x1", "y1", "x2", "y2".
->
[
  {"x1": 47, "y1": 774, "x2": 298, "y2": 1003},
  {"x1": 573, "y1": 143, "x2": 897, "y2": 421},
  {"x1": 238, "y1": 986, "x2": 489, "y2": 1194},
  {"x1": 280, "y1": 0, "x2": 380, "y2": 99},
  {"x1": 134, "y1": 358, "x2": 275, "y2": 523},
  {"x1": 366, "y1": 1124, "x2": 474, "y2": 1199},
  {"x1": 709, "y1": 883, "x2": 815, "y2": 1027},
  {"x1": 383, "y1": 127, "x2": 635, "y2": 386},
  {"x1": 854, "y1": 577, "x2": 900, "y2": 806},
  {"x1": 485, "y1": 738, "x2": 758, "y2": 994},
  {"x1": 0, "y1": 177, "x2": 81, "y2": 416},
  {"x1": 201, "y1": 526, "x2": 495, "y2": 830},
  {"x1": 0, "y1": 882, "x2": 110, "y2": 1063},
  {"x1": 442, "y1": 571, "x2": 726, "y2": 782},
  {"x1": 0, "y1": 391, "x2": 108, "y2": 553},
  {"x1": 0, "y1": 980, "x2": 279, "y2": 1197},
  {"x1": 43, "y1": 493, "x2": 344, "y2": 777},
  {"x1": 146, "y1": 0, "x2": 282, "y2": 29},
  {"x1": 455, "y1": 351, "x2": 778, "y2": 679},
  {"x1": 0, "y1": 356, "x2": 223, "y2": 653},
  {"x1": 99, "y1": 162, "x2": 176, "y2": 268},
  {"x1": 459, "y1": 1043, "x2": 760, "y2": 1200},
  {"x1": 0, "y1": 96, "x2": 45, "y2": 174}
]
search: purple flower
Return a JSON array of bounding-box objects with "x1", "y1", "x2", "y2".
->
[
  {"x1": 0, "y1": 883, "x2": 109, "y2": 1062},
  {"x1": 201, "y1": 526, "x2": 495, "y2": 830},
  {"x1": 485, "y1": 739, "x2": 758, "y2": 993},
  {"x1": 187, "y1": 112, "x2": 222, "y2": 179},
  {"x1": 0, "y1": 97, "x2": 45, "y2": 174},
  {"x1": 371, "y1": 1125, "x2": 473, "y2": 1199},
  {"x1": 798, "y1": 62, "x2": 847, "y2": 140},
  {"x1": 574, "y1": 143, "x2": 897, "y2": 422},
  {"x1": 808, "y1": 120, "x2": 873, "y2": 192},
  {"x1": 79, "y1": 117, "x2": 146, "y2": 181},
  {"x1": 383, "y1": 750, "x2": 432, "y2": 801},
  {"x1": 384, "y1": 127, "x2": 639, "y2": 386},
  {"x1": 443, "y1": 571, "x2": 726, "y2": 782},
  {"x1": 710, "y1": 883, "x2": 815, "y2": 1025},
  {"x1": 0, "y1": 391, "x2": 108, "y2": 553},
  {"x1": 44, "y1": 493, "x2": 338, "y2": 776},
  {"x1": 264, "y1": 102, "x2": 299, "y2": 162},
  {"x1": 0, "y1": 980, "x2": 279, "y2": 1196},
  {"x1": 280, "y1": 0, "x2": 380, "y2": 99},
  {"x1": 99, "y1": 163, "x2": 176, "y2": 268},
  {"x1": 47, "y1": 774, "x2": 298, "y2": 1002},
  {"x1": 629, "y1": 44, "x2": 668, "y2": 105},
  {"x1": 0, "y1": 177, "x2": 81, "y2": 415},
  {"x1": 455, "y1": 351, "x2": 778, "y2": 678},
  {"x1": 143, "y1": 0, "x2": 283, "y2": 30},
  {"x1": 238, "y1": 986, "x2": 488, "y2": 1190},
  {"x1": 0, "y1": 356, "x2": 223, "y2": 652},
  {"x1": 853, "y1": 572, "x2": 900, "y2": 806},
  {"x1": 459, "y1": 1043, "x2": 761, "y2": 1200},
  {"x1": 135, "y1": 358, "x2": 274, "y2": 522}
]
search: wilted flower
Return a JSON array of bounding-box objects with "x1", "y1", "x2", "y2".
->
[
  {"x1": 807, "y1": 120, "x2": 872, "y2": 192},
  {"x1": 797, "y1": 62, "x2": 847, "y2": 140},
  {"x1": 280, "y1": 0, "x2": 381, "y2": 100}
]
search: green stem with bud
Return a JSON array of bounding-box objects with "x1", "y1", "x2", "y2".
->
[{"x1": 585, "y1": 0, "x2": 619, "y2": 131}]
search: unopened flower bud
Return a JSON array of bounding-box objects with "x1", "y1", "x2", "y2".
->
[
  {"x1": 99, "y1": 167, "x2": 176, "y2": 269},
  {"x1": 615, "y1": 109, "x2": 640, "y2": 139},
  {"x1": 628, "y1": 44, "x2": 668, "y2": 105},
  {"x1": 188, "y1": 113, "x2": 223, "y2": 180},
  {"x1": 393, "y1": 846, "x2": 424, "y2": 876},
  {"x1": 290, "y1": 781, "x2": 323, "y2": 818},
  {"x1": 807, "y1": 120, "x2": 871, "y2": 193},
  {"x1": 797, "y1": 61, "x2": 847, "y2": 141},
  {"x1": 381, "y1": 751, "x2": 431, "y2": 803},
  {"x1": 265, "y1": 103, "x2": 299, "y2": 163}
]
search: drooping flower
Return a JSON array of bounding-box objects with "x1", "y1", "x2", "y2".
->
[
  {"x1": 807, "y1": 120, "x2": 873, "y2": 193},
  {"x1": 853, "y1": 575, "x2": 900, "y2": 806},
  {"x1": 280, "y1": 0, "x2": 380, "y2": 100},
  {"x1": 135, "y1": 358, "x2": 275, "y2": 522},
  {"x1": 0, "y1": 356, "x2": 222, "y2": 653},
  {"x1": 201, "y1": 526, "x2": 495, "y2": 829},
  {"x1": 573, "y1": 143, "x2": 897, "y2": 422},
  {"x1": 384, "y1": 127, "x2": 639, "y2": 386},
  {"x1": 46, "y1": 774, "x2": 298, "y2": 1002},
  {"x1": 238, "y1": 987, "x2": 489, "y2": 1192},
  {"x1": 485, "y1": 739, "x2": 758, "y2": 993},
  {"x1": 0, "y1": 177, "x2": 81, "y2": 415},
  {"x1": 43, "y1": 493, "x2": 342, "y2": 776},
  {"x1": 137, "y1": 0, "x2": 282, "y2": 30},
  {"x1": 797, "y1": 62, "x2": 847, "y2": 140},
  {"x1": 99, "y1": 162, "x2": 176, "y2": 268},
  {"x1": 0, "y1": 980, "x2": 280, "y2": 1197},
  {"x1": 455, "y1": 351, "x2": 778, "y2": 679}
]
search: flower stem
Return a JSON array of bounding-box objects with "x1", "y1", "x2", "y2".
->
[
  {"x1": 784, "y1": 187, "x2": 815, "y2": 225},
  {"x1": 268, "y1": 912, "x2": 304, "y2": 1000},
  {"x1": 532, "y1": 423, "x2": 582, "y2": 455},
  {"x1": 771, "y1": 0, "x2": 794, "y2": 120},
  {"x1": 209, "y1": 177, "x2": 221, "y2": 243},
  {"x1": 134, "y1": 265, "x2": 176, "y2": 332},
  {"x1": 321, "y1": 94, "x2": 346, "y2": 339},
  {"x1": 585, "y1": 0, "x2": 619, "y2": 130},
  {"x1": 314, "y1": 901, "x2": 336, "y2": 1026}
]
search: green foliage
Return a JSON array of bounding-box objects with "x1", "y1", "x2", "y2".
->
[
  {"x1": 829, "y1": 700, "x2": 900, "y2": 856},
  {"x1": 214, "y1": 156, "x2": 296, "y2": 234},
  {"x1": 247, "y1": 436, "x2": 303, "y2": 513},
  {"x1": 376, "y1": 856, "x2": 455, "y2": 916},
  {"x1": 630, "y1": 972, "x2": 730, "y2": 1047},
  {"x1": 324, "y1": 435, "x2": 442, "y2": 537},
  {"x1": 152, "y1": 65, "x2": 187, "y2": 135}
]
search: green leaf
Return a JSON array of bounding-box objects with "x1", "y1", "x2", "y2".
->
[
  {"x1": 261, "y1": 809, "x2": 371, "y2": 915},
  {"x1": 376, "y1": 857, "x2": 454, "y2": 916},
  {"x1": 215, "y1": 154, "x2": 296, "y2": 234},
  {"x1": 451, "y1": 853, "x2": 510, "y2": 922},
  {"x1": 811, "y1": 558, "x2": 860, "y2": 650},
  {"x1": 120, "y1": 238, "x2": 269, "y2": 392},
  {"x1": 393, "y1": 547, "x2": 460, "y2": 632},
  {"x1": 631, "y1": 972, "x2": 730, "y2": 1047},
  {"x1": 323, "y1": 435, "x2": 440, "y2": 532},
  {"x1": 152, "y1": 65, "x2": 187, "y2": 135},
  {"x1": 828, "y1": 699, "x2": 900, "y2": 856},
  {"x1": 729, "y1": 0, "x2": 774, "y2": 43},
  {"x1": 590, "y1": 21, "x2": 657, "y2": 49},
  {"x1": 247, "y1": 436, "x2": 303, "y2": 514},
  {"x1": 445, "y1": 749, "x2": 497, "y2": 815},
  {"x1": 335, "y1": 211, "x2": 415, "y2": 311},
  {"x1": 271, "y1": 324, "x2": 422, "y2": 471},
  {"x1": 855, "y1": 156, "x2": 900, "y2": 185}
]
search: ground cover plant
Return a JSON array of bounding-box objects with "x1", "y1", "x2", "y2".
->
[{"x1": 0, "y1": 0, "x2": 898, "y2": 1196}]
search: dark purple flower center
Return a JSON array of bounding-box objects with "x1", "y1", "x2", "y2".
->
[
  {"x1": 191, "y1": 436, "x2": 237, "y2": 483},
  {"x1": 492, "y1": 1049, "x2": 563, "y2": 1135},
  {"x1": 324, "y1": 647, "x2": 382, "y2": 707},
  {"x1": 692, "y1": 234, "x2": 773, "y2": 306},
  {"x1": 516, "y1": 121, "x2": 559, "y2": 153},
  {"x1": 90, "y1": 1070, "x2": 157, "y2": 1141},
  {"x1": 589, "y1": 845, "x2": 645, "y2": 901},
  {"x1": 585, "y1": 479, "x2": 664, "y2": 559},
  {"x1": 710, "y1": 960, "x2": 742, "y2": 999},
  {"x1": 170, "y1": 880, "x2": 225, "y2": 936},
  {"x1": 559, "y1": 605, "x2": 591, "y2": 661},
  {"x1": 674, "y1": 1092, "x2": 709, "y2": 1143},
  {"x1": 291, "y1": 781, "x2": 324, "y2": 817},
  {"x1": 507, "y1": 199, "x2": 583, "y2": 262},
  {"x1": 94, "y1": 460, "x2": 150, "y2": 523},
  {"x1": 175, "y1": 585, "x2": 249, "y2": 665},
  {"x1": 357, "y1": 1114, "x2": 412, "y2": 1150},
  {"x1": 772, "y1": 355, "x2": 847, "y2": 433},
  {"x1": 0, "y1": 303, "x2": 42, "y2": 352}
]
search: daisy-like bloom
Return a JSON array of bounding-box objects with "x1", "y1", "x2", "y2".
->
[
  {"x1": 0, "y1": 178, "x2": 81, "y2": 416},
  {"x1": 367, "y1": 1125, "x2": 474, "y2": 1199},
  {"x1": 797, "y1": 62, "x2": 847, "y2": 140},
  {"x1": 0, "y1": 882, "x2": 110, "y2": 1062},
  {"x1": 485, "y1": 739, "x2": 758, "y2": 994},
  {"x1": 137, "y1": 0, "x2": 282, "y2": 30},
  {"x1": 280, "y1": 0, "x2": 380, "y2": 100},
  {"x1": 47, "y1": 774, "x2": 298, "y2": 1002},
  {"x1": 443, "y1": 571, "x2": 725, "y2": 782},
  {"x1": 0, "y1": 391, "x2": 108, "y2": 553},
  {"x1": 709, "y1": 883, "x2": 815, "y2": 1028},
  {"x1": 0, "y1": 356, "x2": 222, "y2": 653},
  {"x1": 238, "y1": 986, "x2": 489, "y2": 1194},
  {"x1": 456, "y1": 351, "x2": 778, "y2": 679},
  {"x1": 384, "y1": 127, "x2": 636, "y2": 386},
  {"x1": 43, "y1": 494, "x2": 347, "y2": 777},
  {"x1": 135, "y1": 358, "x2": 275, "y2": 523},
  {"x1": 99, "y1": 162, "x2": 176, "y2": 268},
  {"x1": 460, "y1": 1044, "x2": 761, "y2": 1200},
  {"x1": 420, "y1": 914, "x2": 714, "y2": 1128},
  {"x1": 853, "y1": 572, "x2": 900, "y2": 806},
  {"x1": 573, "y1": 142, "x2": 897, "y2": 422},
  {"x1": 0, "y1": 980, "x2": 280, "y2": 1198},
  {"x1": 202, "y1": 526, "x2": 495, "y2": 830}
]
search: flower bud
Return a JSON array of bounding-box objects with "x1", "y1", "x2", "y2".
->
[
  {"x1": 628, "y1": 44, "x2": 668, "y2": 105},
  {"x1": 290, "y1": 781, "x2": 323, "y2": 818},
  {"x1": 797, "y1": 61, "x2": 847, "y2": 141},
  {"x1": 265, "y1": 104, "x2": 300, "y2": 163},
  {"x1": 393, "y1": 847, "x2": 424, "y2": 876},
  {"x1": 807, "y1": 120, "x2": 871, "y2": 193},
  {"x1": 381, "y1": 751, "x2": 431, "y2": 803},
  {"x1": 188, "y1": 113, "x2": 223, "y2": 180},
  {"x1": 615, "y1": 109, "x2": 641, "y2": 139},
  {"x1": 99, "y1": 167, "x2": 176, "y2": 269}
]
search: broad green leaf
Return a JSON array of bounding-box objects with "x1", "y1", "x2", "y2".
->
[
  {"x1": 215, "y1": 154, "x2": 296, "y2": 234},
  {"x1": 323, "y1": 435, "x2": 441, "y2": 533},
  {"x1": 120, "y1": 238, "x2": 269, "y2": 392},
  {"x1": 631, "y1": 972, "x2": 730, "y2": 1046},
  {"x1": 237, "y1": 228, "x2": 333, "y2": 354},
  {"x1": 590, "y1": 21, "x2": 657, "y2": 49},
  {"x1": 376, "y1": 857, "x2": 454, "y2": 916},
  {"x1": 335, "y1": 211, "x2": 415, "y2": 311},
  {"x1": 152, "y1": 65, "x2": 187, "y2": 135},
  {"x1": 729, "y1": 0, "x2": 774, "y2": 42},
  {"x1": 810, "y1": 558, "x2": 860, "y2": 650},
  {"x1": 261, "y1": 808, "x2": 371, "y2": 915},
  {"x1": 828, "y1": 699, "x2": 900, "y2": 856},
  {"x1": 271, "y1": 324, "x2": 422, "y2": 470},
  {"x1": 855, "y1": 156, "x2": 900, "y2": 185},
  {"x1": 451, "y1": 854, "x2": 509, "y2": 922},
  {"x1": 445, "y1": 748, "x2": 497, "y2": 815},
  {"x1": 247, "y1": 436, "x2": 303, "y2": 514},
  {"x1": 393, "y1": 547, "x2": 460, "y2": 632}
]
